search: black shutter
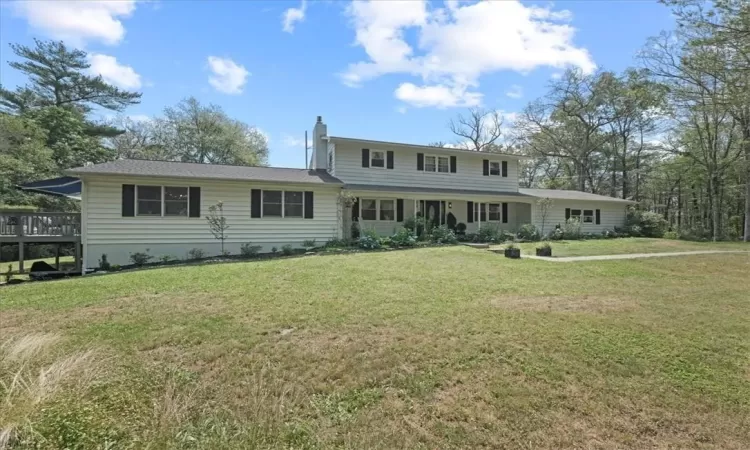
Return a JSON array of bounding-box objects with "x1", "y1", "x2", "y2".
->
[
  {"x1": 362, "y1": 148, "x2": 370, "y2": 168},
  {"x1": 502, "y1": 161, "x2": 508, "y2": 177},
  {"x1": 122, "y1": 184, "x2": 135, "y2": 217},
  {"x1": 467, "y1": 201, "x2": 474, "y2": 223},
  {"x1": 304, "y1": 191, "x2": 314, "y2": 218},
  {"x1": 251, "y1": 189, "x2": 262, "y2": 218},
  {"x1": 417, "y1": 153, "x2": 424, "y2": 171},
  {"x1": 396, "y1": 199, "x2": 404, "y2": 222},
  {"x1": 188, "y1": 187, "x2": 200, "y2": 217},
  {"x1": 387, "y1": 151, "x2": 394, "y2": 169},
  {"x1": 596, "y1": 209, "x2": 601, "y2": 225},
  {"x1": 483, "y1": 159, "x2": 489, "y2": 176},
  {"x1": 352, "y1": 198, "x2": 359, "y2": 221},
  {"x1": 450, "y1": 156, "x2": 457, "y2": 173},
  {"x1": 502, "y1": 202, "x2": 508, "y2": 223},
  {"x1": 480, "y1": 203, "x2": 487, "y2": 222},
  {"x1": 565, "y1": 208, "x2": 571, "y2": 220}
]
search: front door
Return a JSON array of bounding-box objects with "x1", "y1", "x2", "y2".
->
[{"x1": 425, "y1": 201, "x2": 441, "y2": 228}]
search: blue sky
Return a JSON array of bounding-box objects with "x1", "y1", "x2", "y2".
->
[{"x1": 0, "y1": 0, "x2": 676, "y2": 168}]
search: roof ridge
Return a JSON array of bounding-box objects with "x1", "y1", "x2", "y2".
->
[{"x1": 109, "y1": 158, "x2": 313, "y2": 171}]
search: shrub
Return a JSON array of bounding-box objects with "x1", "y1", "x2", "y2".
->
[
  {"x1": 461, "y1": 232, "x2": 477, "y2": 243},
  {"x1": 187, "y1": 248, "x2": 205, "y2": 260},
  {"x1": 517, "y1": 223, "x2": 540, "y2": 241},
  {"x1": 455, "y1": 222, "x2": 467, "y2": 235},
  {"x1": 538, "y1": 241, "x2": 552, "y2": 250},
  {"x1": 240, "y1": 242, "x2": 262, "y2": 257},
  {"x1": 325, "y1": 238, "x2": 354, "y2": 248},
  {"x1": 430, "y1": 225, "x2": 457, "y2": 244},
  {"x1": 5, "y1": 264, "x2": 12, "y2": 283},
  {"x1": 159, "y1": 255, "x2": 176, "y2": 263},
  {"x1": 301, "y1": 239, "x2": 317, "y2": 250},
  {"x1": 281, "y1": 244, "x2": 295, "y2": 256},
  {"x1": 98, "y1": 254, "x2": 111, "y2": 271},
  {"x1": 129, "y1": 250, "x2": 152, "y2": 267},
  {"x1": 391, "y1": 227, "x2": 417, "y2": 247},
  {"x1": 404, "y1": 216, "x2": 430, "y2": 239},
  {"x1": 351, "y1": 222, "x2": 360, "y2": 240},
  {"x1": 563, "y1": 218, "x2": 582, "y2": 240},
  {"x1": 625, "y1": 208, "x2": 667, "y2": 238},
  {"x1": 476, "y1": 224, "x2": 500, "y2": 243},
  {"x1": 601, "y1": 229, "x2": 617, "y2": 239},
  {"x1": 663, "y1": 230, "x2": 679, "y2": 240},
  {"x1": 358, "y1": 229, "x2": 381, "y2": 249},
  {"x1": 271, "y1": 246, "x2": 278, "y2": 254}
]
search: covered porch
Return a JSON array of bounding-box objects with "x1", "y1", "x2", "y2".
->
[{"x1": 343, "y1": 186, "x2": 534, "y2": 238}]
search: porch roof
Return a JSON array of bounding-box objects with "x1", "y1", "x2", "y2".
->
[{"x1": 343, "y1": 184, "x2": 532, "y2": 199}]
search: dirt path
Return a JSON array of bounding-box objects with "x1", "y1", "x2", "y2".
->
[{"x1": 524, "y1": 250, "x2": 750, "y2": 262}]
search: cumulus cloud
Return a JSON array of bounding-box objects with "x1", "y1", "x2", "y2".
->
[
  {"x1": 505, "y1": 84, "x2": 523, "y2": 99},
  {"x1": 10, "y1": 0, "x2": 137, "y2": 46},
  {"x1": 342, "y1": 0, "x2": 595, "y2": 108},
  {"x1": 395, "y1": 82, "x2": 481, "y2": 108},
  {"x1": 207, "y1": 56, "x2": 250, "y2": 94},
  {"x1": 88, "y1": 53, "x2": 142, "y2": 89},
  {"x1": 282, "y1": 0, "x2": 307, "y2": 33}
]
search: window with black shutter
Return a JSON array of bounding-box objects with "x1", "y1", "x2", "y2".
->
[
  {"x1": 386, "y1": 151, "x2": 394, "y2": 169},
  {"x1": 304, "y1": 191, "x2": 314, "y2": 219},
  {"x1": 502, "y1": 203, "x2": 508, "y2": 223},
  {"x1": 467, "y1": 201, "x2": 474, "y2": 223},
  {"x1": 450, "y1": 156, "x2": 457, "y2": 173},
  {"x1": 361, "y1": 148, "x2": 370, "y2": 167},
  {"x1": 396, "y1": 199, "x2": 404, "y2": 222},
  {"x1": 482, "y1": 160, "x2": 489, "y2": 176},
  {"x1": 188, "y1": 187, "x2": 200, "y2": 217},
  {"x1": 417, "y1": 153, "x2": 424, "y2": 171},
  {"x1": 501, "y1": 161, "x2": 508, "y2": 177},
  {"x1": 122, "y1": 184, "x2": 135, "y2": 217}
]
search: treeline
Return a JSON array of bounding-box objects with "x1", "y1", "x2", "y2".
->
[
  {"x1": 507, "y1": 0, "x2": 748, "y2": 241},
  {"x1": 0, "y1": 40, "x2": 268, "y2": 209}
]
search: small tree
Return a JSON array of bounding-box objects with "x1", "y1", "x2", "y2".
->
[
  {"x1": 206, "y1": 201, "x2": 230, "y2": 255},
  {"x1": 537, "y1": 197, "x2": 553, "y2": 237}
]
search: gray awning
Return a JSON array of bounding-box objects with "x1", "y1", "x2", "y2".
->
[{"x1": 17, "y1": 176, "x2": 82, "y2": 200}]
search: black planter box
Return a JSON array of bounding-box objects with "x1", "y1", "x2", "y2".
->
[
  {"x1": 535, "y1": 247, "x2": 552, "y2": 257},
  {"x1": 504, "y1": 248, "x2": 521, "y2": 259}
]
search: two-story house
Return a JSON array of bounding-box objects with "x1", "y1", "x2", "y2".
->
[{"x1": 66, "y1": 116, "x2": 634, "y2": 268}]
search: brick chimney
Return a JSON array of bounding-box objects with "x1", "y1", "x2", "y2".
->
[{"x1": 312, "y1": 115, "x2": 327, "y2": 170}]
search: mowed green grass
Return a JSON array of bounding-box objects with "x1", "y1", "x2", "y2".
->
[
  {"x1": 493, "y1": 237, "x2": 749, "y2": 257},
  {"x1": 1, "y1": 245, "x2": 749, "y2": 449}
]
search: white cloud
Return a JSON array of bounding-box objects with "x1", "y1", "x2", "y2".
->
[
  {"x1": 282, "y1": 0, "x2": 307, "y2": 33},
  {"x1": 88, "y1": 53, "x2": 142, "y2": 89},
  {"x1": 342, "y1": 0, "x2": 595, "y2": 108},
  {"x1": 394, "y1": 82, "x2": 481, "y2": 108},
  {"x1": 10, "y1": 0, "x2": 137, "y2": 46},
  {"x1": 282, "y1": 134, "x2": 305, "y2": 148},
  {"x1": 551, "y1": 72, "x2": 564, "y2": 80},
  {"x1": 207, "y1": 56, "x2": 250, "y2": 95},
  {"x1": 505, "y1": 84, "x2": 523, "y2": 99}
]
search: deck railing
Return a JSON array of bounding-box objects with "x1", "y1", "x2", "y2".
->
[{"x1": 0, "y1": 212, "x2": 81, "y2": 237}]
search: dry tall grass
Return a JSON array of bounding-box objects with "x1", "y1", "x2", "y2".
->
[{"x1": 0, "y1": 333, "x2": 97, "y2": 449}]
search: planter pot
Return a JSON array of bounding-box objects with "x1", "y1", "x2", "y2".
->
[
  {"x1": 504, "y1": 248, "x2": 521, "y2": 259},
  {"x1": 535, "y1": 247, "x2": 552, "y2": 257}
]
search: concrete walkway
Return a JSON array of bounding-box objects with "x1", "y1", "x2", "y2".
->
[{"x1": 523, "y1": 250, "x2": 750, "y2": 262}]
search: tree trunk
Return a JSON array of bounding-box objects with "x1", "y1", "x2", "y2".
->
[{"x1": 744, "y1": 140, "x2": 750, "y2": 242}]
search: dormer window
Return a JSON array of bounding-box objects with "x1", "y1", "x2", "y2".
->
[{"x1": 371, "y1": 150, "x2": 385, "y2": 168}]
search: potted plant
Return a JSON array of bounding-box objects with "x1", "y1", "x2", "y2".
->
[
  {"x1": 535, "y1": 242, "x2": 552, "y2": 257},
  {"x1": 504, "y1": 244, "x2": 521, "y2": 259}
]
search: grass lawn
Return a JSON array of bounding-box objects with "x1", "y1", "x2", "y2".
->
[
  {"x1": 491, "y1": 237, "x2": 749, "y2": 257},
  {"x1": 1, "y1": 245, "x2": 749, "y2": 448}
]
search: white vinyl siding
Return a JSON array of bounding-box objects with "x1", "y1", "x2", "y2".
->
[
  {"x1": 532, "y1": 200, "x2": 628, "y2": 234},
  {"x1": 83, "y1": 175, "x2": 340, "y2": 266},
  {"x1": 333, "y1": 141, "x2": 519, "y2": 192}
]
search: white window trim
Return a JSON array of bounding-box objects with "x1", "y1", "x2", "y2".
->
[
  {"x1": 582, "y1": 209, "x2": 594, "y2": 223},
  {"x1": 360, "y1": 198, "x2": 397, "y2": 221},
  {"x1": 258, "y1": 189, "x2": 306, "y2": 219},
  {"x1": 135, "y1": 185, "x2": 190, "y2": 218},
  {"x1": 370, "y1": 150, "x2": 386, "y2": 169},
  {"x1": 422, "y1": 154, "x2": 451, "y2": 173},
  {"x1": 488, "y1": 203, "x2": 501, "y2": 222}
]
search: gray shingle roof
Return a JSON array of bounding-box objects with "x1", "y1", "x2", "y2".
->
[
  {"x1": 67, "y1": 159, "x2": 343, "y2": 185},
  {"x1": 519, "y1": 188, "x2": 636, "y2": 203},
  {"x1": 343, "y1": 184, "x2": 531, "y2": 198}
]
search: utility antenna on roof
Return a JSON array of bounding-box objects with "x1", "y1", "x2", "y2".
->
[{"x1": 305, "y1": 130, "x2": 311, "y2": 169}]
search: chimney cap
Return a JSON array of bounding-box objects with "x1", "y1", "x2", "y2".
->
[{"x1": 316, "y1": 115, "x2": 322, "y2": 123}]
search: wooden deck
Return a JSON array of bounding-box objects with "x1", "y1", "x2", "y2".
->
[{"x1": 0, "y1": 212, "x2": 81, "y2": 274}]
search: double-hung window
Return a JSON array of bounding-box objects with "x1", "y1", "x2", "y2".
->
[
  {"x1": 371, "y1": 150, "x2": 385, "y2": 168},
  {"x1": 164, "y1": 187, "x2": 188, "y2": 216},
  {"x1": 380, "y1": 199, "x2": 395, "y2": 220},
  {"x1": 284, "y1": 191, "x2": 304, "y2": 218},
  {"x1": 361, "y1": 199, "x2": 378, "y2": 221},
  {"x1": 489, "y1": 162, "x2": 501, "y2": 176},
  {"x1": 423, "y1": 154, "x2": 449, "y2": 173},
  {"x1": 262, "y1": 191, "x2": 283, "y2": 217},
  {"x1": 583, "y1": 210, "x2": 594, "y2": 223},
  {"x1": 570, "y1": 209, "x2": 582, "y2": 221},
  {"x1": 488, "y1": 203, "x2": 501, "y2": 221},
  {"x1": 137, "y1": 186, "x2": 163, "y2": 216}
]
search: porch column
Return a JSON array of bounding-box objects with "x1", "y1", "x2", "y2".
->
[{"x1": 18, "y1": 242, "x2": 24, "y2": 274}]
